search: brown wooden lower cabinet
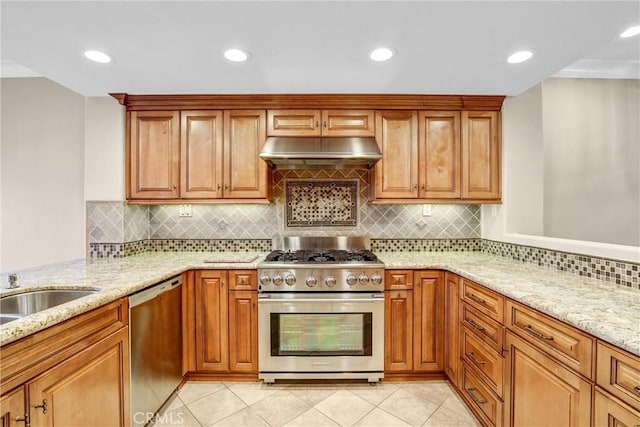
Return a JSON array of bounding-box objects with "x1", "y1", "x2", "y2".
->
[
  {"x1": 594, "y1": 388, "x2": 640, "y2": 427},
  {"x1": 385, "y1": 289, "x2": 414, "y2": 372},
  {"x1": 504, "y1": 331, "x2": 592, "y2": 427},
  {"x1": 0, "y1": 386, "x2": 27, "y2": 427},
  {"x1": 0, "y1": 299, "x2": 130, "y2": 427},
  {"x1": 189, "y1": 269, "x2": 258, "y2": 376},
  {"x1": 384, "y1": 270, "x2": 444, "y2": 377},
  {"x1": 28, "y1": 328, "x2": 130, "y2": 427}
]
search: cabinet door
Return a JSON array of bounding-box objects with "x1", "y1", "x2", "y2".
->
[
  {"x1": 229, "y1": 291, "x2": 258, "y2": 373},
  {"x1": 418, "y1": 111, "x2": 461, "y2": 199},
  {"x1": 505, "y1": 331, "x2": 592, "y2": 427},
  {"x1": 28, "y1": 329, "x2": 130, "y2": 427},
  {"x1": 1, "y1": 387, "x2": 27, "y2": 427},
  {"x1": 180, "y1": 111, "x2": 224, "y2": 199},
  {"x1": 128, "y1": 111, "x2": 180, "y2": 199},
  {"x1": 385, "y1": 290, "x2": 413, "y2": 372},
  {"x1": 594, "y1": 389, "x2": 640, "y2": 427},
  {"x1": 373, "y1": 111, "x2": 418, "y2": 199},
  {"x1": 195, "y1": 270, "x2": 229, "y2": 372},
  {"x1": 267, "y1": 109, "x2": 320, "y2": 136},
  {"x1": 321, "y1": 110, "x2": 375, "y2": 136},
  {"x1": 413, "y1": 271, "x2": 444, "y2": 372},
  {"x1": 461, "y1": 111, "x2": 501, "y2": 200},
  {"x1": 444, "y1": 273, "x2": 460, "y2": 385},
  {"x1": 224, "y1": 110, "x2": 269, "y2": 199}
]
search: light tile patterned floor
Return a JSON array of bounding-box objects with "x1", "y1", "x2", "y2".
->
[{"x1": 153, "y1": 380, "x2": 480, "y2": 427}]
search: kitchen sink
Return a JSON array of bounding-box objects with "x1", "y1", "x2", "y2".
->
[{"x1": 0, "y1": 289, "x2": 99, "y2": 324}]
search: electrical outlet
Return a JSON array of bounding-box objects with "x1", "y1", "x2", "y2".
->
[
  {"x1": 422, "y1": 204, "x2": 432, "y2": 217},
  {"x1": 179, "y1": 204, "x2": 192, "y2": 217}
]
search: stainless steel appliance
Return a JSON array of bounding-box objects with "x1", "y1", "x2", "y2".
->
[
  {"x1": 129, "y1": 275, "x2": 182, "y2": 426},
  {"x1": 259, "y1": 136, "x2": 382, "y2": 169},
  {"x1": 257, "y1": 236, "x2": 385, "y2": 383}
]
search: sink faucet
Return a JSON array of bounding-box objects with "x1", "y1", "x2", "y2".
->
[{"x1": 7, "y1": 274, "x2": 18, "y2": 289}]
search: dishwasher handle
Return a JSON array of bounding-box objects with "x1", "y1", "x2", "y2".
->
[{"x1": 129, "y1": 276, "x2": 182, "y2": 308}]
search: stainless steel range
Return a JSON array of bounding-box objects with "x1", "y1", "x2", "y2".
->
[{"x1": 257, "y1": 236, "x2": 385, "y2": 384}]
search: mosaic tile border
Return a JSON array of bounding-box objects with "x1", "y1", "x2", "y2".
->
[
  {"x1": 146, "y1": 239, "x2": 272, "y2": 253},
  {"x1": 285, "y1": 180, "x2": 358, "y2": 227},
  {"x1": 88, "y1": 237, "x2": 639, "y2": 290},
  {"x1": 482, "y1": 239, "x2": 640, "y2": 289},
  {"x1": 371, "y1": 239, "x2": 482, "y2": 252}
]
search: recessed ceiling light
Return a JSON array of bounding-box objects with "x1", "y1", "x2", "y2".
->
[
  {"x1": 507, "y1": 50, "x2": 534, "y2": 64},
  {"x1": 83, "y1": 50, "x2": 112, "y2": 64},
  {"x1": 224, "y1": 48, "x2": 250, "y2": 62},
  {"x1": 620, "y1": 25, "x2": 640, "y2": 38},
  {"x1": 369, "y1": 47, "x2": 395, "y2": 62}
]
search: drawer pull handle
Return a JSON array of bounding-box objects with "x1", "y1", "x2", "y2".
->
[
  {"x1": 634, "y1": 386, "x2": 640, "y2": 395},
  {"x1": 466, "y1": 319, "x2": 485, "y2": 331},
  {"x1": 523, "y1": 325, "x2": 554, "y2": 341},
  {"x1": 466, "y1": 387, "x2": 487, "y2": 404},
  {"x1": 468, "y1": 293, "x2": 486, "y2": 304},
  {"x1": 467, "y1": 351, "x2": 486, "y2": 365}
]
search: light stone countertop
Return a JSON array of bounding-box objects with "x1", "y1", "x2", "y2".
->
[
  {"x1": 379, "y1": 252, "x2": 640, "y2": 356},
  {"x1": 1, "y1": 251, "x2": 638, "y2": 356}
]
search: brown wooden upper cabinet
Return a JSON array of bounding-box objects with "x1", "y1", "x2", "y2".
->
[
  {"x1": 267, "y1": 109, "x2": 375, "y2": 137},
  {"x1": 128, "y1": 111, "x2": 181, "y2": 199},
  {"x1": 371, "y1": 110, "x2": 501, "y2": 203},
  {"x1": 127, "y1": 109, "x2": 269, "y2": 201}
]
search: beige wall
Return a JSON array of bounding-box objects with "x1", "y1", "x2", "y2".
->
[
  {"x1": 483, "y1": 78, "x2": 639, "y2": 262},
  {"x1": 85, "y1": 97, "x2": 125, "y2": 201},
  {"x1": 1, "y1": 78, "x2": 86, "y2": 271},
  {"x1": 542, "y1": 78, "x2": 639, "y2": 246}
]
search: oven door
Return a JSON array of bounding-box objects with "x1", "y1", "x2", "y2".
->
[{"x1": 258, "y1": 293, "x2": 384, "y2": 375}]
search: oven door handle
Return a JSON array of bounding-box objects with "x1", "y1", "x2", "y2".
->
[{"x1": 258, "y1": 294, "x2": 384, "y2": 303}]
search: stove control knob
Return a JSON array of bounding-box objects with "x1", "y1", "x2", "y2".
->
[
  {"x1": 324, "y1": 276, "x2": 337, "y2": 287},
  {"x1": 305, "y1": 276, "x2": 318, "y2": 287},
  {"x1": 371, "y1": 273, "x2": 383, "y2": 285},
  {"x1": 285, "y1": 274, "x2": 296, "y2": 286},
  {"x1": 272, "y1": 274, "x2": 283, "y2": 286},
  {"x1": 346, "y1": 274, "x2": 358, "y2": 286},
  {"x1": 358, "y1": 274, "x2": 370, "y2": 284},
  {"x1": 260, "y1": 274, "x2": 272, "y2": 285}
]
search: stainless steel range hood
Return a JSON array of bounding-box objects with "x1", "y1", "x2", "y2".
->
[{"x1": 259, "y1": 136, "x2": 382, "y2": 169}]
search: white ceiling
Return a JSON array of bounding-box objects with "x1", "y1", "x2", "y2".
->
[{"x1": 1, "y1": 1, "x2": 638, "y2": 97}]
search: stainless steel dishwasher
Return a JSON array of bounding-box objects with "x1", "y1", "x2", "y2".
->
[{"x1": 129, "y1": 275, "x2": 182, "y2": 426}]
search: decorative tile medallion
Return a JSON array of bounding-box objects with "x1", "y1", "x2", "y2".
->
[{"x1": 285, "y1": 180, "x2": 358, "y2": 227}]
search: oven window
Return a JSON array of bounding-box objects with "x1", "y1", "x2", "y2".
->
[{"x1": 270, "y1": 313, "x2": 372, "y2": 356}]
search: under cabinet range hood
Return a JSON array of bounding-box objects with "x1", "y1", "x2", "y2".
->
[{"x1": 259, "y1": 136, "x2": 383, "y2": 169}]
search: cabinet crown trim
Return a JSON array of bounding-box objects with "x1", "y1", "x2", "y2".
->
[{"x1": 110, "y1": 93, "x2": 505, "y2": 111}]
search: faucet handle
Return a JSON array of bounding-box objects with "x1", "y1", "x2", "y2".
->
[{"x1": 8, "y1": 273, "x2": 18, "y2": 288}]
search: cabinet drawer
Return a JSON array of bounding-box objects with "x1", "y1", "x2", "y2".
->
[
  {"x1": 0, "y1": 299, "x2": 128, "y2": 392},
  {"x1": 461, "y1": 302, "x2": 505, "y2": 353},
  {"x1": 594, "y1": 388, "x2": 640, "y2": 427},
  {"x1": 460, "y1": 279, "x2": 504, "y2": 323},
  {"x1": 506, "y1": 300, "x2": 594, "y2": 379},
  {"x1": 461, "y1": 327, "x2": 505, "y2": 398},
  {"x1": 461, "y1": 361, "x2": 504, "y2": 427},
  {"x1": 596, "y1": 341, "x2": 640, "y2": 410},
  {"x1": 321, "y1": 110, "x2": 375, "y2": 136},
  {"x1": 385, "y1": 270, "x2": 413, "y2": 290},
  {"x1": 229, "y1": 270, "x2": 257, "y2": 290},
  {"x1": 267, "y1": 109, "x2": 320, "y2": 136}
]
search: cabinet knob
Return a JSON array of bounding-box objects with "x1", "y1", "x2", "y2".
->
[
  {"x1": 224, "y1": 185, "x2": 229, "y2": 191},
  {"x1": 323, "y1": 121, "x2": 327, "y2": 128},
  {"x1": 421, "y1": 185, "x2": 426, "y2": 191},
  {"x1": 413, "y1": 184, "x2": 417, "y2": 190},
  {"x1": 34, "y1": 399, "x2": 48, "y2": 414},
  {"x1": 172, "y1": 185, "x2": 177, "y2": 192},
  {"x1": 216, "y1": 184, "x2": 221, "y2": 191}
]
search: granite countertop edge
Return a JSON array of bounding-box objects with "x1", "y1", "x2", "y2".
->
[{"x1": 1, "y1": 251, "x2": 638, "y2": 357}]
